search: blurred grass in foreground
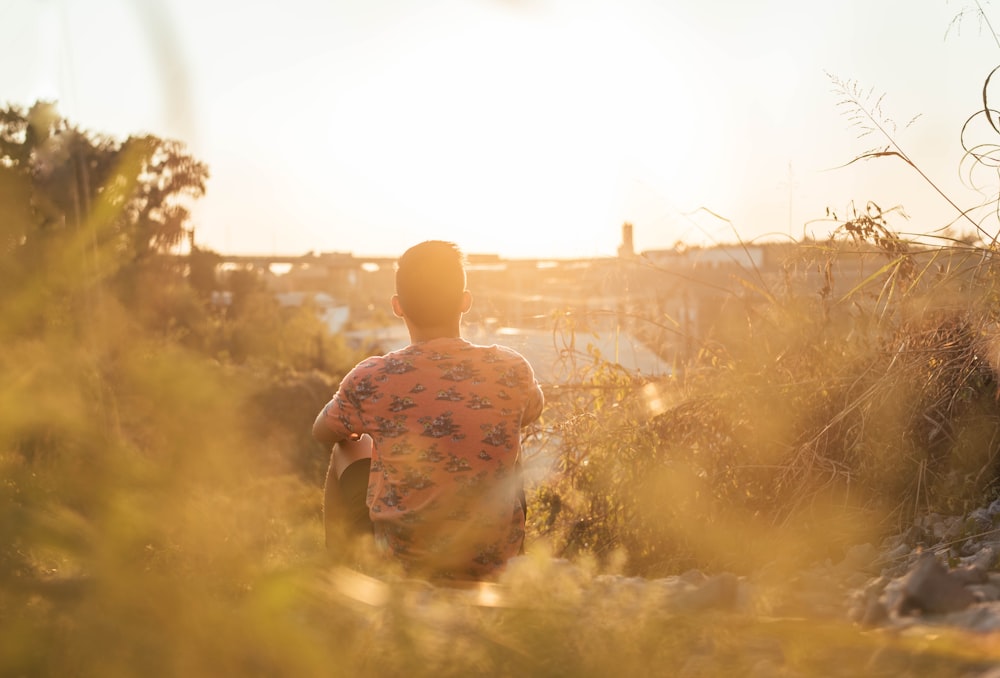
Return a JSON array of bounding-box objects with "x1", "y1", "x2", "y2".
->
[
  {"x1": 5, "y1": 230, "x2": 1000, "y2": 677},
  {"x1": 6, "y1": 105, "x2": 1000, "y2": 675}
]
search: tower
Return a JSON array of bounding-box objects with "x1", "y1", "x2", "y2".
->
[{"x1": 618, "y1": 222, "x2": 634, "y2": 258}]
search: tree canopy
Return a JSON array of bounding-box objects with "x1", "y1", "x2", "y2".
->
[
  {"x1": 0, "y1": 101, "x2": 209, "y2": 334},
  {"x1": 0, "y1": 101, "x2": 207, "y2": 269}
]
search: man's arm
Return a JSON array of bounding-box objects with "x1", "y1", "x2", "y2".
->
[
  {"x1": 313, "y1": 406, "x2": 373, "y2": 479},
  {"x1": 321, "y1": 434, "x2": 374, "y2": 546},
  {"x1": 312, "y1": 406, "x2": 346, "y2": 447},
  {"x1": 522, "y1": 381, "x2": 544, "y2": 427},
  {"x1": 330, "y1": 435, "x2": 373, "y2": 479}
]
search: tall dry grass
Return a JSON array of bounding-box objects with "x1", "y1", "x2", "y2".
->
[
  {"x1": 10, "y1": 39, "x2": 1000, "y2": 671},
  {"x1": 9, "y1": 199, "x2": 1000, "y2": 675},
  {"x1": 530, "y1": 206, "x2": 1000, "y2": 579}
]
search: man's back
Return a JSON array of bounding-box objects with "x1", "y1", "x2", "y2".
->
[{"x1": 321, "y1": 336, "x2": 543, "y2": 580}]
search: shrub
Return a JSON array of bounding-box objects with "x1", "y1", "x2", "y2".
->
[{"x1": 529, "y1": 215, "x2": 1000, "y2": 576}]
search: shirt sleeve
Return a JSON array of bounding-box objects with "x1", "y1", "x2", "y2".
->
[
  {"x1": 318, "y1": 368, "x2": 368, "y2": 440},
  {"x1": 521, "y1": 361, "x2": 544, "y2": 426}
]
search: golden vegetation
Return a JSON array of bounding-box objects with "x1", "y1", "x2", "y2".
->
[{"x1": 8, "y1": 82, "x2": 1000, "y2": 675}]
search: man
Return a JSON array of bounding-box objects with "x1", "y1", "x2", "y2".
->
[{"x1": 313, "y1": 241, "x2": 544, "y2": 581}]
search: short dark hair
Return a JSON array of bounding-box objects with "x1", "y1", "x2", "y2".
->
[{"x1": 395, "y1": 241, "x2": 467, "y2": 327}]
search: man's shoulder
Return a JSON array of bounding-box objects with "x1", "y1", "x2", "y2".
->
[
  {"x1": 349, "y1": 348, "x2": 420, "y2": 372},
  {"x1": 462, "y1": 341, "x2": 534, "y2": 365},
  {"x1": 347, "y1": 353, "x2": 388, "y2": 372},
  {"x1": 340, "y1": 351, "x2": 404, "y2": 382}
]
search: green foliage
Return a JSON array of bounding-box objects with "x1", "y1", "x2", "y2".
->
[
  {"x1": 9, "y1": 21, "x2": 1000, "y2": 671},
  {"x1": 529, "y1": 206, "x2": 1000, "y2": 578},
  {"x1": 0, "y1": 103, "x2": 207, "y2": 278},
  {"x1": 0, "y1": 326, "x2": 336, "y2": 676},
  {"x1": 0, "y1": 102, "x2": 208, "y2": 348}
]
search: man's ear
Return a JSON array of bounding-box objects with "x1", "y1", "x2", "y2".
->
[
  {"x1": 460, "y1": 290, "x2": 473, "y2": 313},
  {"x1": 391, "y1": 295, "x2": 405, "y2": 318}
]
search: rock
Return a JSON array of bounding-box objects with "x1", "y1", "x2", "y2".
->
[
  {"x1": 839, "y1": 503, "x2": 1000, "y2": 632},
  {"x1": 963, "y1": 539, "x2": 987, "y2": 557},
  {"x1": 901, "y1": 523, "x2": 928, "y2": 547},
  {"x1": 880, "y1": 542, "x2": 911, "y2": 569},
  {"x1": 922, "y1": 513, "x2": 946, "y2": 542},
  {"x1": 849, "y1": 584, "x2": 889, "y2": 627},
  {"x1": 679, "y1": 569, "x2": 708, "y2": 585},
  {"x1": 878, "y1": 542, "x2": 917, "y2": 578},
  {"x1": 837, "y1": 542, "x2": 880, "y2": 573},
  {"x1": 933, "y1": 602, "x2": 1000, "y2": 633},
  {"x1": 970, "y1": 546, "x2": 997, "y2": 572},
  {"x1": 894, "y1": 552, "x2": 977, "y2": 616},
  {"x1": 967, "y1": 583, "x2": 1000, "y2": 602},
  {"x1": 941, "y1": 516, "x2": 965, "y2": 543},
  {"x1": 860, "y1": 596, "x2": 889, "y2": 626},
  {"x1": 672, "y1": 572, "x2": 740, "y2": 612},
  {"x1": 951, "y1": 564, "x2": 989, "y2": 586},
  {"x1": 843, "y1": 570, "x2": 872, "y2": 589},
  {"x1": 966, "y1": 507, "x2": 994, "y2": 535}
]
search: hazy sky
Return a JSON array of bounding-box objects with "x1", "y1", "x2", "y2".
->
[{"x1": 5, "y1": 0, "x2": 1000, "y2": 258}]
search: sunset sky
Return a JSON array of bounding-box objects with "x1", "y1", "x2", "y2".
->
[{"x1": 5, "y1": 0, "x2": 1000, "y2": 258}]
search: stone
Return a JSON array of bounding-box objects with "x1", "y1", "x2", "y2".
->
[
  {"x1": 837, "y1": 542, "x2": 880, "y2": 573},
  {"x1": 951, "y1": 564, "x2": 989, "y2": 586},
  {"x1": 967, "y1": 583, "x2": 1000, "y2": 602},
  {"x1": 894, "y1": 552, "x2": 977, "y2": 616},
  {"x1": 902, "y1": 523, "x2": 928, "y2": 547},
  {"x1": 970, "y1": 546, "x2": 997, "y2": 571},
  {"x1": 848, "y1": 582, "x2": 889, "y2": 627},
  {"x1": 672, "y1": 572, "x2": 740, "y2": 612},
  {"x1": 967, "y1": 507, "x2": 994, "y2": 535}
]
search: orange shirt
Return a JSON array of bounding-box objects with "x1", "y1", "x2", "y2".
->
[{"x1": 318, "y1": 337, "x2": 544, "y2": 580}]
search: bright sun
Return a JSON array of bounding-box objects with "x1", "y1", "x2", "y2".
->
[{"x1": 318, "y1": 3, "x2": 715, "y2": 258}]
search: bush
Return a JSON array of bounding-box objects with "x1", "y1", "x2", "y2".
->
[{"x1": 529, "y1": 219, "x2": 1000, "y2": 576}]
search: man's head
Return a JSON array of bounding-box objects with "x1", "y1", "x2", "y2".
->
[{"x1": 393, "y1": 240, "x2": 471, "y2": 328}]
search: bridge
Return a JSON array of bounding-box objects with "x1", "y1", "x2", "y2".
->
[
  {"x1": 216, "y1": 251, "x2": 396, "y2": 270},
  {"x1": 213, "y1": 250, "x2": 602, "y2": 271}
]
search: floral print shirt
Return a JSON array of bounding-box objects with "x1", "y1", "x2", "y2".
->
[{"x1": 318, "y1": 337, "x2": 544, "y2": 580}]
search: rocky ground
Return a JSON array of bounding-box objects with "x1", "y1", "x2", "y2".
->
[
  {"x1": 324, "y1": 500, "x2": 1000, "y2": 675},
  {"x1": 758, "y1": 498, "x2": 1000, "y2": 635}
]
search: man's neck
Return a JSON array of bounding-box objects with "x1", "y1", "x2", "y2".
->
[{"x1": 406, "y1": 322, "x2": 462, "y2": 344}]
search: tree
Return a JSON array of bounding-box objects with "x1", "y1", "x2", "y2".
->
[
  {"x1": 0, "y1": 101, "x2": 208, "y2": 271},
  {"x1": 118, "y1": 133, "x2": 208, "y2": 261},
  {"x1": 0, "y1": 101, "x2": 209, "y2": 335}
]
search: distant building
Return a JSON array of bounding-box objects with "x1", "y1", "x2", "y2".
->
[
  {"x1": 642, "y1": 244, "x2": 765, "y2": 270},
  {"x1": 618, "y1": 222, "x2": 635, "y2": 258}
]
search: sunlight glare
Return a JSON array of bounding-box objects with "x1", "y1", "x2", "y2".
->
[
  {"x1": 642, "y1": 381, "x2": 669, "y2": 417},
  {"x1": 320, "y1": 2, "x2": 713, "y2": 258},
  {"x1": 329, "y1": 566, "x2": 390, "y2": 607}
]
